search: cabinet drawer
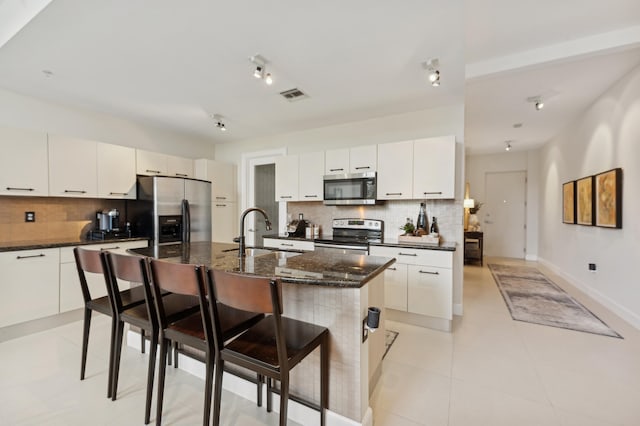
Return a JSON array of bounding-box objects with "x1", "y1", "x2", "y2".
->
[
  {"x1": 369, "y1": 246, "x2": 452, "y2": 268},
  {"x1": 263, "y1": 238, "x2": 314, "y2": 251},
  {"x1": 407, "y1": 265, "x2": 452, "y2": 319}
]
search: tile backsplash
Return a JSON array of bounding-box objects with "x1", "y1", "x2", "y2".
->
[
  {"x1": 288, "y1": 199, "x2": 463, "y2": 244},
  {"x1": 0, "y1": 196, "x2": 126, "y2": 243}
]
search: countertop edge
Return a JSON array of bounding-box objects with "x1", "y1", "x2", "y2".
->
[
  {"x1": 0, "y1": 237, "x2": 150, "y2": 252},
  {"x1": 262, "y1": 234, "x2": 456, "y2": 251}
]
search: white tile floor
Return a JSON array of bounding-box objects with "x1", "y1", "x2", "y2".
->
[{"x1": 1, "y1": 257, "x2": 639, "y2": 425}]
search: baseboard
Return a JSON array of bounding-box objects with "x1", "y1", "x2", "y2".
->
[
  {"x1": 453, "y1": 303, "x2": 463, "y2": 316},
  {"x1": 126, "y1": 330, "x2": 372, "y2": 426},
  {"x1": 525, "y1": 254, "x2": 538, "y2": 261},
  {"x1": 538, "y1": 257, "x2": 640, "y2": 330}
]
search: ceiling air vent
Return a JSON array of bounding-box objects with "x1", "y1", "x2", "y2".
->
[{"x1": 279, "y1": 88, "x2": 308, "y2": 102}]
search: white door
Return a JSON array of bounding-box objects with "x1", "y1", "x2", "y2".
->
[
  {"x1": 246, "y1": 153, "x2": 285, "y2": 246},
  {"x1": 483, "y1": 171, "x2": 526, "y2": 258}
]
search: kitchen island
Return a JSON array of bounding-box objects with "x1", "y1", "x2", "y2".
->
[{"x1": 130, "y1": 242, "x2": 395, "y2": 426}]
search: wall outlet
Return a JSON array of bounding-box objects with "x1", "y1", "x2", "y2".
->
[
  {"x1": 25, "y1": 211, "x2": 35, "y2": 222},
  {"x1": 588, "y1": 263, "x2": 596, "y2": 272}
]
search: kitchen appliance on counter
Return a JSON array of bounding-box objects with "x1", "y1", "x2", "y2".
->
[
  {"x1": 314, "y1": 218, "x2": 384, "y2": 255},
  {"x1": 286, "y1": 213, "x2": 309, "y2": 237},
  {"x1": 130, "y1": 175, "x2": 211, "y2": 245},
  {"x1": 323, "y1": 172, "x2": 379, "y2": 205},
  {"x1": 88, "y1": 208, "x2": 132, "y2": 240}
]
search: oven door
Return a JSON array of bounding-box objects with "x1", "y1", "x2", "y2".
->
[{"x1": 314, "y1": 242, "x2": 369, "y2": 255}]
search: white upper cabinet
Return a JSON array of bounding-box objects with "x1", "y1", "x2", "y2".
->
[
  {"x1": 195, "y1": 159, "x2": 237, "y2": 202},
  {"x1": 48, "y1": 135, "x2": 98, "y2": 197},
  {"x1": 413, "y1": 136, "x2": 456, "y2": 199},
  {"x1": 324, "y1": 148, "x2": 350, "y2": 175},
  {"x1": 275, "y1": 155, "x2": 299, "y2": 201},
  {"x1": 167, "y1": 155, "x2": 194, "y2": 178},
  {"x1": 298, "y1": 152, "x2": 324, "y2": 201},
  {"x1": 136, "y1": 149, "x2": 168, "y2": 175},
  {"x1": 97, "y1": 142, "x2": 136, "y2": 199},
  {"x1": 325, "y1": 145, "x2": 377, "y2": 175},
  {"x1": 376, "y1": 140, "x2": 413, "y2": 200},
  {"x1": 0, "y1": 127, "x2": 49, "y2": 196},
  {"x1": 349, "y1": 145, "x2": 377, "y2": 173}
]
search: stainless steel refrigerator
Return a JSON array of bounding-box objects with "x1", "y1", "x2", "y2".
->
[{"x1": 132, "y1": 175, "x2": 211, "y2": 245}]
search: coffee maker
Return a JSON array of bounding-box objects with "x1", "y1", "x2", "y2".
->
[
  {"x1": 287, "y1": 213, "x2": 309, "y2": 237},
  {"x1": 97, "y1": 209, "x2": 120, "y2": 232}
]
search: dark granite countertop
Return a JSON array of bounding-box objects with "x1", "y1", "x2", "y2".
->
[
  {"x1": 129, "y1": 242, "x2": 395, "y2": 288},
  {"x1": 0, "y1": 237, "x2": 149, "y2": 253},
  {"x1": 261, "y1": 233, "x2": 456, "y2": 251}
]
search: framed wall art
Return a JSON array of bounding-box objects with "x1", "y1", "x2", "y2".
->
[
  {"x1": 576, "y1": 176, "x2": 594, "y2": 226},
  {"x1": 595, "y1": 168, "x2": 622, "y2": 228},
  {"x1": 562, "y1": 181, "x2": 576, "y2": 224}
]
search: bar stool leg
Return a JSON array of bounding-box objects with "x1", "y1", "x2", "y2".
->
[
  {"x1": 279, "y1": 374, "x2": 289, "y2": 426},
  {"x1": 155, "y1": 337, "x2": 169, "y2": 426},
  {"x1": 320, "y1": 335, "x2": 329, "y2": 426},
  {"x1": 80, "y1": 308, "x2": 92, "y2": 381},
  {"x1": 111, "y1": 321, "x2": 125, "y2": 401},
  {"x1": 144, "y1": 328, "x2": 158, "y2": 424},
  {"x1": 212, "y1": 358, "x2": 224, "y2": 426},
  {"x1": 106, "y1": 315, "x2": 117, "y2": 398}
]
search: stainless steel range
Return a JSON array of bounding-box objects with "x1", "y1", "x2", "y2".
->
[{"x1": 314, "y1": 218, "x2": 384, "y2": 255}]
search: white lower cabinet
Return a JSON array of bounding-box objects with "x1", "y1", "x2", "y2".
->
[
  {"x1": 382, "y1": 264, "x2": 408, "y2": 311},
  {"x1": 369, "y1": 245, "x2": 453, "y2": 320},
  {"x1": 407, "y1": 265, "x2": 452, "y2": 319},
  {"x1": 263, "y1": 238, "x2": 314, "y2": 251},
  {"x1": 0, "y1": 248, "x2": 60, "y2": 327},
  {"x1": 59, "y1": 241, "x2": 148, "y2": 313}
]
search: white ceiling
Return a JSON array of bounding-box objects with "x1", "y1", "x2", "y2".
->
[{"x1": 0, "y1": 0, "x2": 639, "y2": 154}]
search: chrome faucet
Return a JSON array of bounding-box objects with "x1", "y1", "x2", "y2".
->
[{"x1": 237, "y1": 207, "x2": 272, "y2": 258}]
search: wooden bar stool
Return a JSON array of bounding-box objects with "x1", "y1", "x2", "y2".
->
[
  {"x1": 148, "y1": 259, "x2": 264, "y2": 426},
  {"x1": 73, "y1": 247, "x2": 146, "y2": 398},
  {"x1": 103, "y1": 252, "x2": 200, "y2": 424},
  {"x1": 207, "y1": 269, "x2": 330, "y2": 426}
]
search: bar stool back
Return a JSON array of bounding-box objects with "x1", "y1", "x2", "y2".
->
[{"x1": 207, "y1": 269, "x2": 329, "y2": 426}]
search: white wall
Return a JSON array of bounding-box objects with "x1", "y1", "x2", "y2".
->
[
  {"x1": 0, "y1": 87, "x2": 215, "y2": 158},
  {"x1": 465, "y1": 150, "x2": 540, "y2": 259},
  {"x1": 539, "y1": 64, "x2": 640, "y2": 328},
  {"x1": 215, "y1": 104, "x2": 467, "y2": 315}
]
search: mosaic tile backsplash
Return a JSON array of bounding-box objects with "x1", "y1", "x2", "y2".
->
[{"x1": 288, "y1": 199, "x2": 463, "y2": 244}]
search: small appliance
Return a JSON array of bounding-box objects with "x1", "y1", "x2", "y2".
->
[
  {"x1": 286, "y1": 213, "x2": 309, "y2": 237},
  {"x1": 323, "y1": 172, "x2": 379, "y2": 205},
  {"x1": 97, "y1": 209, "x2": 120, "y2": 231}
]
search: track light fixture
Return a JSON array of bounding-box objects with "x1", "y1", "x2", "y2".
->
[
  {"x1": 505, "y1": 141, "x2": 512, "y2": 151},
  {"x1": 250, "y1": 54, "x2": 273, "y2": 85},
  {"x1": 535, "y1": 100, "x2": 544, "y2": 110},
  {"x1": 422, "y1": 58, "x2": 440, "y2": 87},
  {"x1": 212, "y1": 114, "x2": 227, "y2": 132}
]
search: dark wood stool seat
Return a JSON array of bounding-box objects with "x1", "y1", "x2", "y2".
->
[
  {"x1": 149, "y1": 259, "x2": 264, "y2": 426},
  {"x1": 74, "y1": 247, "x2": 147, "y2": 399},
  {"x1": 207, "y1": 269, "x2": 329, "y2": 426}
]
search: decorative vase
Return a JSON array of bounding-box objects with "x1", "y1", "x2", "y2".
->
[{"x1": 468, "y1": 214, "x2": 480, "y2": 231}]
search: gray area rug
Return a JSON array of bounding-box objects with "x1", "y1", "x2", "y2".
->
[
  {"x1": 488, "y1": 264, "x2": 622, "y2": 338},
  {"x1": 384, "y1": 330, "x2": 399, "y2": 358}
]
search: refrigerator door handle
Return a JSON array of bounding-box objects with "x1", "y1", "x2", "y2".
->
[{"x1": 182, "y1": 199, "x2": 191, "y2": 243}]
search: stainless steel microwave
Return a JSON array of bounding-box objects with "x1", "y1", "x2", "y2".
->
[{"x1": 323, "y1": 172, "x2": 379, "y2": 205}]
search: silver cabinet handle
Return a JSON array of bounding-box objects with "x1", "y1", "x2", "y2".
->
[
  {"x1": 280, "y1": 243, "x2": 294, "y2": 247},
  {"x1": 215, "y1": 204, "x2": 227, "y2": 207},
  {"x1": 146, "y1": 169, "x2": 161, "y2": 174},
  {"x1": 100, "y1": 246, "x2": 121, "y2": 251},
  {"x1": 247, "y1": 229, "x2": 256, "y2": 232},
  {"x1": 398, "y1": 252, "x2": 417, "y2": 256},
  {"x1": 304, "y1": 195, "x2": 318, "y2": 198},
  {"x1": 64, "y1": 189, "x2": 87, "y2": 194},
  {"x1": 386, "y1": 192, "x2": 402, "y2": 196},
  {"x1": 109, "y1": 192, "x2": 128, "y2": 195},
  {"x1": 329, "y1": 168, "x2": 344, "y2": 172},
  {"x1": 16, "y1": 254, "x2": 45, "y2": 260},
  {"x1": 215, "y1": 196, "x2": 227, "y2": 200},
  {"x1": 387, "y1": 267, "x2": 397, "y2": 271},
  {"x1": 354, "y1": 166, "x2": 370, "y2": 170},
  {"x1": 175, "y1": 173, "x2": 188, "y2": 177},
  {"x1": 280, "y1": 195, "x2": 293, "y2": 199},
  {"x1": 419, "y1": 270, "x2": 439, "y2": 275},
  {"x1": 6, "y1": 187, "x2": 34, "y2": 191},
  {"x1": 423, "y1": 191, "x2": 442, "y2": 195}
]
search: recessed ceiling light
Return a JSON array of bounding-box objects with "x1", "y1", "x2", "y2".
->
[{"x1": 264, "y1": 73, "x2": 273, "y2": 85}]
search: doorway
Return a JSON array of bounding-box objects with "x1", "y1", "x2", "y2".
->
[
  {"x1": 483, "y1": 171, "x2": 527, "y2": 258},
  {"x1": 242, "y1": 148, "x2": 286, "y2": 246}
]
